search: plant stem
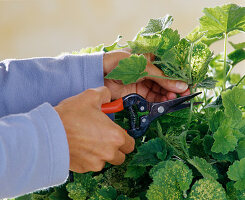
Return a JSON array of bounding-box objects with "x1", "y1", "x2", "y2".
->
[
  {"x1": 185, "y1": 42, "x2": 194, "y2": 129},
  {"x1": 223, "y1": 32, "x2": 228, "y2": 90},
  {"x1": 188, "y1": 43, "x2": 194, "y2": 84},
  {"x1": 236, "y1": 74, "x2": 245, "y2": 87},
  {"x1": 146, "y1": 75, "x2": 184, "y2": 81},
  {"x1": 186, "y1": 86, "x2": 193, "y2": 130}
]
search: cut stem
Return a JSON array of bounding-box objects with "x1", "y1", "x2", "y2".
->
[{"x1": 223, "y1": 32, "x2": 228, "y2": 90}]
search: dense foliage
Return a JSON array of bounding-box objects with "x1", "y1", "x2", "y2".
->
[{"x1": 12, "y1": 3, "x2": 245, "y2": 200}]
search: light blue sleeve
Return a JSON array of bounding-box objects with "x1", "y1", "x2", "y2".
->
[{"x1": 0, "y1": 52, "x2": 104, "y2": 199}]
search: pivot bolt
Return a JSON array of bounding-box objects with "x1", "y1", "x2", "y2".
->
[
  {"x1": 158, "y1": 106, "x2": 164, "y2": 113},
  {"x1": 140, "y1": 106, "x2": 145, "y2": 111},
  {"x1": 142, "y1": 118, "x2": 146, "y2": 123}
]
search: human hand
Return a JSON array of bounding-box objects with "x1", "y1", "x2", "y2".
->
[
  {"x1": 54, "y1": 86, "x2": 135, "y2": 173},
  {"x1": 103, "y1": 51, "x2": 190, "y2": 101}
]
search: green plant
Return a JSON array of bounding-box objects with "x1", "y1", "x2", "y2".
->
[{"x1": 13, "y1": 3, "x2": 245, "y2": 200}]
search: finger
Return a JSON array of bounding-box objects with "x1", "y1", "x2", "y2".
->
[
  {"x1": 160, "y1": 96, "x2": 168, "y2": 102},
  {"x1": 146, "y1": 91, "x2": 156, "y2": 102},
  {"x1": 155, "y1": 94, "x2": 165, "y2": 102},
  {"x1": 143, "y1": 79, "x2": 154, "y2": 89},
  {"x1": 90, "y1": 86, "x2": 112, "y2": 107},
  {"x1": 136, "y1": 82, "x2": 149, "y2": 98},
  {"x1": 166, "y1": 92, "x2": 177, "y2": 100},
  {"x1": 121, "y1": 47, "x2": 132, "y2": 53},
  {"x1": 180, "y1": 88, "x2": 191, "y2": 96},
  {"x1": 152, "y1": 83, "x2": 161, "y2": 93},
  {"x1": 145, "y1": 62, "x2": 188, "y2": 93},
  {"x1": 119, "y1": 131, "x2": 135, "y2": 154},
  {"x1": 108, "y1": 151, "x2": 126, "y2": 165}
]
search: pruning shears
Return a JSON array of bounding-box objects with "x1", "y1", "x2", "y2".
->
[
  {"x1": 101, "y1": 92, "x2": 202, "y2": 138},
  {"x1": 69, "y1": 92, "x2": 202, "y2": 182}
]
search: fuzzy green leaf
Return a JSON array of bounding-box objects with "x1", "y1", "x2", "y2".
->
[
  {"x1": 66, "y1": 173, "x2": 97, "y2": 200},
  {"x1": 158, "y1": 38, "x2": 190, "y2": 82},
  {"x1": 237, "y1": 139, "x2": 245, "y2": 160},
  {"x1": 188, "y1": 157, "x2": 218, "y2": 180},
  {"x1": 222, "y1": 86, "x2": 245, "y2": 122},
  {"x1": 208, "y1": 111, "x2": 225, "y2": 133},
  {"x1": 141, "y1": 15, "x2": 173, "y2": 36},
  {"x1": 91, "y1": 186, "x2": 117, "y2": 200},
  {"x1": 212, "y1": 120, "x2": 238, "y2": 154},
  {"x1": 149, "y1": 161, "x2": 166, "y2": 178},
  {"x1": 228, "y1": 158, "x2": 245, "y2": 191},
  {"x1": 188, "y1": 179, "x2": 227, "y2": 200},
  {"x1": 105, "y1": 55, "x2": 148, "y2": 85},
  {"x1": 196, "y1": 77, "x2": 217, "y2": 89},
  {"x1": 200, "y1": 4, "x2": 245, "y2": 38},
  {"x1": 49, "y1": 185, "x2": 70, "y2": 200},
  {"x1": 191, "y1": 42, "x2": 213, "y2": 84},
  {"x1": 226, "y1": 181, "x2": 245, "y2": 200},
  {"x1": 128, "y1": 28, "x2": 180, "y2": 55},
  {"x1": 129, "y1": 138, "x2": 167, "y2": 167},
  {"x1": 155, "y1": 28, "x2": 180, "y2": 56},
  {"x1": 203, "y1": 135, "x2": 237, "y2": 162},
  {"x1": 128, "y1": 34, "x2": 162, "y2": 54},
  {"x1": 124, "y1": 166, "x2": 146, "y2": 179},
  {"x1": 186, "y1": 26, "x2": 206, "y2": 43},
  {"x1": 146, "y1": 160, "x2": 193, "y2": 200}
]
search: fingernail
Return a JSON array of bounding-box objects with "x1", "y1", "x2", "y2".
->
[{"x1": 176, "y1": 81, "x2": 188, "y2": 91}]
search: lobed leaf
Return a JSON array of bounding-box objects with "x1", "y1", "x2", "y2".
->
[
  {"x1": 129, "y1": 138, "x2": 167, "y2": 167},
  {"x1": 199, "y1": 4, "x2": 245, "y2": 38},
  {"x1": 191, "y1": 42, "x2": 213, "y2": 84},
  {"x1": 66, "y1": 173, "x2": 97, "y2": 200},
  {"x1": 188, "y1": 157, "x2": 218, "y2": 180},
  {"x1": 227, "y1": 158, "x2": 245, "y2": 191},
  {"x1": 186, "y1": 26, "x2": 206, "y2": 43},
  {"x1": 105, "y1": 55, "x2": 148, "y2": 85},
  {"x1": 237, "y1": 139, "x2": 245, "y2": 160},
  {"x1": 226, "y1": 181, "x2": 245, "y2": 200},
  {"x1": 211, "y1": 120, "x2": 238, "y2": 154},
  {"x1": 141, "y1": 15, "x2": 173, "y2": 36},
  {"x1": 222, "y1": 86, "x2": 245, "y2": 122},
  {"x1": 188, "y1": 179, "x2": 227, "y2": 200},
  {"x1": 128, "y1": 28, "x2": 180, "y2": 55},
  {"x1": 146, "y1": 160, "x2": 193, "y2": 200}
]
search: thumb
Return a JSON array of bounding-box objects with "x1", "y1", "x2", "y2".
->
[
  {"x1": 145, "y1": 62, "x2": 188, "y2": 93},
  {"x1": 93, "y1": 86, "x2": 112, "y2": 105},
  {"x1": 82, "y1": 86, "x2": 111, "y2": 109}
]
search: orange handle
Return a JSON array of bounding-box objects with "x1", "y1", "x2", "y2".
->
[{"x1": 101, "y1": 98, "x2": 124, "y2": 114}]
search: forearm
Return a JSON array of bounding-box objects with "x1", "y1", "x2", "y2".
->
[
  {"x1": 0, "y1": 103, "x2": 69, "y2": 199},
  {"x1": 0, "y1": 53, "x2": 104, "y2": 117}
]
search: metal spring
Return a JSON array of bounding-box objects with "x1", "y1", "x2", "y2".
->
[{"x1": 128, "y1": 106, "x2": 137, "y2": 129}]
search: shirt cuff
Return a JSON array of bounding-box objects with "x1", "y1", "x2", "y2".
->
[
  {"x1": 35, "y1": 103, "x2": 70, "y2": 186},
  {"x1": 83, "y1": 52, "x2": 105, "y2": 90}
]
